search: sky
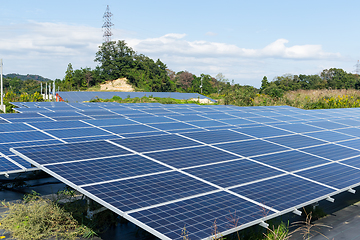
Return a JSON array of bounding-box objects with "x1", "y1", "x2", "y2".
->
[{"x1": 1, "y1": 0, "x2": 359, "y2": 88}]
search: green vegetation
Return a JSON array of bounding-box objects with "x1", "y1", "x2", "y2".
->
[
  {"x1": 0, "y1": 188, "x2": 129, "y2": 240},
  {"x1": 0, "y1": 192, "x2": 93, "y2": 240},
  {"x1": 89, "y1": 95, "x2": 214, "y2": 105}
]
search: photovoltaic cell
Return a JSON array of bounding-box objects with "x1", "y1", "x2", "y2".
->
[
  {"x1": 301, "y1": 144, "x2": 360, "y2": 161},
  {"x1": 0, "y1": 140, "x2": 63, "y2": 156},
  {"x1": 251, "y1": 151, "x2": 330, "y2": 172},
  {"x1": 102, "y1": 125, "x2": 159, "y2": 135},
  {"x1": 145, "y1": 146, "x2": 238, "y2": 168},
  {"x1": 230, "y1": 175, "x2": 334, "y2": 211},
  {"x1": 216, "y1": 139, "x2": 288, "y2": 157},
  {"x1": 335, "y1": 127, "x2": 360, "y2": 137},
  {"x1": 185, "y1": 120, "x2": 230, "y2": 128},
  {"x1": 111, "y1": 134, "x2": 201, "y2": 153},
  {"x1": 275, "y1": 123, "x2": 323, "y2": 133},
  {"x1": 28, "y1": 120, "x2": 91, "y2": 130},
  {"x1": 12, "y1": 141, "x2": 132, "y2": 165},
  {"x1": 296, "y1": 163, "x2": 360, "y2": 189},
  {"x1": 83, "y1": 171, "x2": 217, "y2": 212},
  {"x1": 0, "y1": 131, "x2": 55, "y2": 144},
  {"x1": 45, "y1": 128, "x2": 110, "y2": 138},
  {"x1": 234, "y1": 126, "x2": 292, "y2": 138},
  {"x1": 46, "y1": 155, "x2": 171, "y2": 185},
  {"x1": 181, "y1": 129, "x2": 254, "y2": 144},
  {"x1": 0, "y1": 123, "x2": 36, "y2": 133},
  {"x1": 129, "y1": 191, "x2": 275, "y2": 240},
  {"x1": 304, "y1": 130, "x2": 354, "y2": 142},
  {"x1": 7, "y1": 155, "x2": 34, "y2": 168},
  {"x1": 148, "y1": 122, "x2": 197, "y2": 131},
  {"x1": 184, "y1": 159, "x2": 282, "y2": 188},
  {"x1": 0, "y1": 157, "x2": 22, "y2": 172},
  {"x1": 266, "y1": 135, "x2": 326, "y2": 149}
]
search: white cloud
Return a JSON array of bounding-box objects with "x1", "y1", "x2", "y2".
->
[
  {"x1": 205, "y1": 32, "x2": 218, "y2": 36},
  {"x1": 0, "y1": 21, "x2": 344, "y2": 87},
  {"x1": 128, "y1": 34, "x2": 341, "y2": 60}
]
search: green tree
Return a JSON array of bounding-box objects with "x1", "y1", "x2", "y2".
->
[
  {"x1": 64, "y1": 63, "x2": 74, "y2": 90},
  {"x1": 260, "y1": 76, "x2": 269, "y2": 93}
]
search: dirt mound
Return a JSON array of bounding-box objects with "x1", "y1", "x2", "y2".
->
[
  {"x1": 100, "y1": 78, "x2": 134, "y2": 91},
  {"x1": 188, "y1": 98, "x2": 214, "y2": 104}
]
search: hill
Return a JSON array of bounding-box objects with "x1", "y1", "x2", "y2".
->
[{"x1": 4, "y1": 73, "x2": 52, "y2": 82}]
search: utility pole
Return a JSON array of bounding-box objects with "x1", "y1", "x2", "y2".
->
[
  {"x1": 0, "y1": 59, "x2": 4, "y2": 113},
  {"x1": 354, "y1": 60, "x2": 360, "y2": 77},
  {"x1": 200, "y1": 76, "x2": 203, "y2": 94},
  {"x1": 45, "y1": 82, "x2": 48, "y2": 101}
]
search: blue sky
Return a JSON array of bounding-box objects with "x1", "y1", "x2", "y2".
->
[{"x1": 1, "y1": 0, "x2": 359, "y2": 88}]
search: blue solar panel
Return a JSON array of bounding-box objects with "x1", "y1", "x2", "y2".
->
[
  {"x1": 245, "y1": 117, "x2": 279, "y2": 124},
  {"x1": 129, "y1": 116, "x2": 176, "y2": 124},
  {"x1": 181, "y1": 129, "x2": 254, "y2": 144},
  {"x1": 275, "y1": 123, "x2": 323, "y2": 133},
  {"x1": 185, "y1": 120, "x2": 230, "y2": 128},
  {"x1": 0, "y1": 123, "x2": 35, "y2": 132},
  {"x1": 296, "y1": 163, "x2": 360, "y2": 189},
  {"x1": 148, "y1": 122, "x2": 197, "y2": 131},
  {"x1": 266, "y1": 135, "x2": 326, "y2": 149},
  {"x1": 145, "y1": 146, "x2": 238, "y2": 168},
  {"x1": 338, "y1": 139, "x2": 360, "y2": 150},
  {"x1": 333, "y1": 119, "x2": 360, "y2": 127},
  {"x1": 251, "y1": 151, "x2": 330, "y2": 172},
  {"x1": 304, "y1": 130, "x2": 354, "y2": 142},
  {"x1": 0, "y1": 157, "x2": 23, "y2": 172},
  {"x1": 216, "y1": 139, "x2": 288, "y2": 157},
  {"x1": 230, "y1": 175, "x2": 334, "y2": 211},
  {"x1": 28, "y1": 120, "x2": 90, "y2": 130},
  {"x1": 218, "y1": 118, "x2": 257, "y2": 126},
  {"x1": 184, "y1": 159, "x2": 282, "y2": 188},
  {"x1": 50, "y1": 116, "x2": 92, "y2": 121},
  {"x1": 0, "y1": 131, "x2": 55, "y2": 144},
  {"x1": 7, "y1": 155, "x2": 33, "y2": 168},
  {"x1": 129, "y1": 191, "x2": 275, "y2": 240},
  {"x1": 102, "y1": 125, "x2": 159, "y2": 135},
  {"x1": 335, "y1": 127, "x2": 360, "y2": 137},
  {"x1": 63, "y1": 135, "x2": 122, "y2": 143},
  {"x1": 8, "y1": 117, "x2": 53, "y2": 123},
  {"x1": 301, "y1": 144, "x2": 360, "y2": 161},
  {"x1": 12, "y1": 141, "x2": 132, "y2": 165},
  {"x1": 167, "y1": 115, "x2": 208, "y2": 122},
  {"x1": 0, "y1": 140, "x2": 63, "y2": 156},
  {"x1": 83, "y1": 171, "x2": 217, "y2": 212},
  {"x1": 234, "y1": 126, "x2": 292, "y2": 138},
  {"x1": 45, "y1": 128, "x2": 111, "y2": 139},
  {"x1": 112, "y1": 134, "x2": 201, "y2": 153},
  {"x1": 46, "y1": 155, "x2": 171, "y2": 185},
  {"x1": 10, "y1": 103, "x2": 360, "y2": 240},
  {"x1": 307, "y1": 120, "x2": 348, "y2": 130}
]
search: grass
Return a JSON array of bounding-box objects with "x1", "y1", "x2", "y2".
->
[
  {"x1": 0, "y1": 190, "x2": 103, "y2": 240},
  {"x1": 249, "y1": 89, "x2": 360, "y2": 109}
]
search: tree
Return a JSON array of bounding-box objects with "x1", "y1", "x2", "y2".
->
[
  {"x1": 95, "y1": 40, "x2": 135, "y2": 81},
  {"x1": 64, "y1": 63, "x2": 74, "y2": 90},
  {"x1": 177, "y1": 71, "x2": 193, "y2": 90},
  {"x1": 260, "y1": 76, "x2": 269, "y2": 93}
]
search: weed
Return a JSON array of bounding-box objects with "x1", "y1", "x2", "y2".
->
[{"x1": 0, "y1": 196, "x2": 93, "y2": 240}]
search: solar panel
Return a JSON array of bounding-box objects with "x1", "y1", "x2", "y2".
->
[
  {"x1": 8, "y1": 102, "x2": 360, "y2": 240},
  {"x1": 230, "y1": 175, "x2": 334, "y2": 211},
  {"x1": 215, "y1": 139, "x2": 289, "y2": 157}
]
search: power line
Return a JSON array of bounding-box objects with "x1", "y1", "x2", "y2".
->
[{"x1": 102, "y1": 5, "x2": 114, "y2": 43}]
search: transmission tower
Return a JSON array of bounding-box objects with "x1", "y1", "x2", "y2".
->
[
  {"x1": 102, "y1": 5, "x2": 114, "y2": 43},
  {"x1": 354, "y1": 60, "x2": 360, "y2": 76}
]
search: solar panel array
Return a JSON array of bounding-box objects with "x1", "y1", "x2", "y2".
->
[{"x1": 4, "y1": 102, "x2": 360, "y2": 239}]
